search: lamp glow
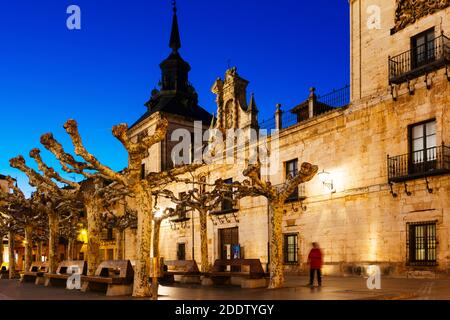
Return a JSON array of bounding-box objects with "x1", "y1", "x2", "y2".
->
[{"x1": 318, "y1": 169, "x2": 335, "y2": 193}]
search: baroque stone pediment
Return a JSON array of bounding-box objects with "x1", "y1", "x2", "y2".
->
[{"x1": 393, "y1": 0, "x2": 449, "y2": 33}]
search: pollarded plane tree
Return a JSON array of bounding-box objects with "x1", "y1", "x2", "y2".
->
[
  {"x1": 9, "y1": 153, "x2": 83, "y2": 273},
  {"x1": 220, "y1": 161, "x2": 318, "y2": 289},
  {"x1": 158, "y1": 170, "x2": 229, "y2": 274},
  {"x1": 40, "y1": 117, "x2": 199, "y2": 297},
  {"x1": 29, "y1": 140, "x2": 130, "y2": 276},
  {"x1": 0, "y1": 176, "x2": 48, "y2": 275}
]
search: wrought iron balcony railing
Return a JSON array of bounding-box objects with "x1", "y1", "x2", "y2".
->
[
  {"x1": 389, "y1": 34, "x2": 450, "y2": 85},
  {"x1": 387, "y1": 145, "x2": 450, "y2": 182}
]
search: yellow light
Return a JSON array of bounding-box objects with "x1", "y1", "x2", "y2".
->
[
  {"x1": 154, "y1": 209, "x2": 163, "y2": 219},
  {"x1": 78, "y1": 229, "x2": 88, "y2": 244}
]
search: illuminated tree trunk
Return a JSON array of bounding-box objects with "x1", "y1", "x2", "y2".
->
[
  {"x1": 199, "y1": 208, "x2": 209, "y2": 273},
  {"x1": 151, "y1": 219, "x2": 162, "y2": 300},
  {"x1": 86, "y1": 202, "x2": 102, "y2": 275},
  {"x1": 24, "y1": 225, "x2": 33, "y2": 271},
  {"x1": 268, "y1": 202, "x2": 284, "y2": 289},
  {"x1": 48, "y1": 213, "x2": 59, "y2": 273},
  {"x1": 67, "y1": 238, "x2": 74, "y2": 260},
  {"x1": 132, "y1": 186, "x2": 153, "y2": 297},
  {"x1": 8, "y1": 231, "x2": 16, "y2": 279},
  {"x1": 37, "y1": 240, "x2": 43, "y2": 262},
  {"x1": 116, "y1": 229, "x2": 124, "y2": 260}
]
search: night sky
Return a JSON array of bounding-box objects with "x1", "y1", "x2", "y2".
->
[{"x1": 0, "y1": 0, "x2": 349, "y2": 195}]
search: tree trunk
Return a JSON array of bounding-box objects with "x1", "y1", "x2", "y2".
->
[
  {"x1": 24, "y1": 225, "x2": 33, "y2": 271},
  {"x1": 268, "y1": 202, "x2": 284, "y2": 289},
  {"x1": 86, "y1": 201, "x2": 102, "y2": 275},
  {"x1": 48, "y1": 213, "x2": 59, "y2": 274},
  {"x1": 199, "y1": 209, "x2": 209, "y2": 273},
  {"x1": 151, "y1": 219, "x2": 162, "y2": 300},
  {"x1": 67, "y1": 238, "x2": 74, "y2": 261},
  {"x1": 132, "y1": 185, "x2": 153, "y2": 297},
  {"x1": 37, "y1": 240, "x2": 43, "y2": 262},
  {"x1": 116, "y1": 229, "x2": 123, "y2": 260},
  {"x1": 8, "y1": 231, "x2": 16, "y2": 279}
]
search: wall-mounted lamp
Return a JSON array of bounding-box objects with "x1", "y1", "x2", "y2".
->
[{"x1": 318, "y1": 170, "x2": 336, "y2": 193}]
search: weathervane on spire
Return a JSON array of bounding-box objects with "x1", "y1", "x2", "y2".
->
[
  {"x1": 172, "y1": 0, "x2": 177, "y2": 14},
  {"x1": 169, "y1": 0, "x2": 181, "y2": 52}
]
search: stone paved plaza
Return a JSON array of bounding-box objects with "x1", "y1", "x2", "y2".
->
[{"x1": 1, "y1": 276, "x2": 450, "y2": 300}]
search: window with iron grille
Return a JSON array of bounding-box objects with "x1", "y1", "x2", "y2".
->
[
  {"x1": 411, "y1": 28, "x2": 435, "y2": 69},
  {"x1": 285, "y1": 159, "x2": 298, "y2": 202},
  {"x1": 409, "y1": 119, "x2": 437, "y2": 166},
  {"x1": 283, "y1": 233, "x2": 298, "y2": 264},
  {"x1": 407, "y1": 221, "x2": 437, "y2": 266},
  {"x1": 178, "y1": 192, "x2": 187, "y2": 217},
  {"x1": 101, "y1": 228, "x2": 115, "y2": 241},
  {"x1": 221, "y1": 178, "x2": 234, "y2": 211}
]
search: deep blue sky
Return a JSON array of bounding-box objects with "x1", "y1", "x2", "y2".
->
[{"x1": 0, "y1": 0, "x2": 349, "y2": 195}]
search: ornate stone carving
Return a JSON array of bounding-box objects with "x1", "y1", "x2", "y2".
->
[{"x1": 393, "y1": 0, "x2": 449, "y2": 34}]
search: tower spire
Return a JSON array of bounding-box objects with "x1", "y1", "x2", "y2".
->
[{"x1": 169, "y1": 0, "x2": 181, "y2": 52}]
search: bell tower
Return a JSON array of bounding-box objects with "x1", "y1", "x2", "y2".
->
[{"x1": 212, "y1": 67, "x2": 259, "y2": 133}]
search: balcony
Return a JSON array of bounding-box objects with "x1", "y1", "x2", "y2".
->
[
  {"x1": 389, "y1": 34, "x2": 450, "y2": 85},
  {"x1": 387, "y1": 145, "x2": 450, "y2": 183}
]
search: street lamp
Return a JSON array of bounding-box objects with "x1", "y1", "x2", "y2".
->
[
  {"x1": 318, "y1": 170, "x2": 335, "y2": 193},
  {"x1": 154, "y1": 208, "x2": 163, "y2": 219}
]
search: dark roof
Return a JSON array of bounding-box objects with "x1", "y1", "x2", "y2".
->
[
  {"x1": 130, "y1": 4, "x2": 213, "y2": 130},
  {"x1": 130, "y1": 93, "x2": 213, "y2": 129}
]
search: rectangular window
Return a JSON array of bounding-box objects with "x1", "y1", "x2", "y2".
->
[
  {"x1": 285, "y1": 159, "x2": 299, "y2": 202},
  {"x1": 407, "y1": 222, "x2": 437, "y2": 266},
  {"x1": 411, "y1": 28, "x2": 435, "y2": 69},
  {"x1": 107, "y1": 249, "x2": 114, "y2": 260},
  {"x1": 178, "y1": 192, "x2": 187, "y2": 218},
  {"x1": 221, "y1": 178, "x2": 234, "y2": 212},
  {"x1": 283, "y1": 234, "x2": 298, "y2": 264},
  {"x1": 409, "y1": 119, "x2": 437, "y2": 173},
  {"x1": 140, "y1": 163, "x2": 146, "y2": 180},
  {"x1": 177, "y1": 243, "x2": 186, "y2": 261}
]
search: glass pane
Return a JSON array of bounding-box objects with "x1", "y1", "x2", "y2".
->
[
  {"x1": 413, "y1": 138, "x2": 424, "y2": 152},
  {"x1": 412, "y1": 125, "x2": 424, "y2": 139},
  {"x1": 426, "y1": 135, "x2": 436, "y2": 148},
  {"x1": 426, "y1": 121, "x2": 436, "y2": 135}
]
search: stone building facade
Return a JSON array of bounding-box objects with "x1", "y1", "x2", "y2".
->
[{"x1": 114, "y1": 1, "x2": 449, "y2": 278}]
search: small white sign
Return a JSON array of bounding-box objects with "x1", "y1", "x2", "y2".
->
[
  {"x1": 66, "y1": 5, "x2": 81, "y2": 30},
  {"x1": 366, "y1": 265, "x2": 381, "y2": 290},
  {"x1": 66, "y1": 265, "x2": 81, "y2": 290}
]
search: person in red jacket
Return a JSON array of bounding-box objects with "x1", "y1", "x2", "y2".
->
[{"x1": 307, "y1": 242, "x2": 323, "y2": 287}]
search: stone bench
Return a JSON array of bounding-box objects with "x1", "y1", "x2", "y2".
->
[
  {"x1": 44, "y1": 261, "x2": 87, "y2": 287},
  {"x1": 210, "y1": 259, "x2": 267, "y2": 288},
  {"x1": 160, "y1": 260, "x2": 201, "y2": 285},
  {"x1": 80, "y1": 260, "x2": 134, "y2": 296},
  {"x1": 21, "y1": 262, "x2": 49, "y2": 284}
]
